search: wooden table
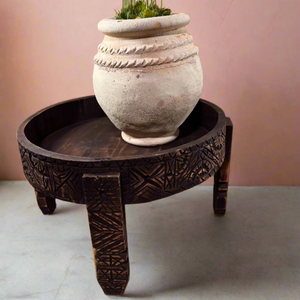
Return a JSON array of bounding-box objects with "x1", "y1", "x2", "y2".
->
[{"x1": 17, "y1": 95, "x2": 233, "y2": 296}]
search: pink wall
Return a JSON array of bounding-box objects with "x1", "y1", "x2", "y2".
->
[{"x1": 0, "y1": 0, "x2": 299, "y2": 185}]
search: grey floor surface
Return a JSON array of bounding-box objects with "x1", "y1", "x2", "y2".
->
[{"x1": 1, "y1": 181, "x2": 300, "y2": 300}]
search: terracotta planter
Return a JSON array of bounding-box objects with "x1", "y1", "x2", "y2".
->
[{"x1": 93, "y1": 13, "x2": 203, "y2": 146}]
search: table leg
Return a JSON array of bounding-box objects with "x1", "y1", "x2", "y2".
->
[
  {"x1": 213, "y1": 118, "x2": 233, "y2": 215},
  {"x1": 35, "y1": 190, "x2": 56, "y2": 215},
  {"x1": 82, "y1": 173, "x2": 129, "y2": 296}
]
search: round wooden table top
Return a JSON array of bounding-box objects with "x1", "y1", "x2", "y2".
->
[{"x1": 17, "y1": 95, "x2": 226, "y2": 204}]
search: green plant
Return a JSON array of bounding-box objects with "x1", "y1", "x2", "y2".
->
[{"x1": 115, "y1": 0, "x2": 171, "y2": 19}]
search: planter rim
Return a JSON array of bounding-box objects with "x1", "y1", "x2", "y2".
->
[{"x1": 98, "y1": 13, "x2": 190, "y2": 38}]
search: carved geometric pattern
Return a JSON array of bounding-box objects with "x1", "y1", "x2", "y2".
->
[
  {"x1": 128, "y1": 129, "x2": 225, "y2": 202},
  {"x1": 82, "y1": 174, "x2": 129, "y2": 295},
  {"x1": 18, "y1": 124, "x2": 226, "y2": 205},
  {"x1": 88, "y1": 212, "x2": 125, "y2": 253},
  {"x1": 128, "y1": 162, "x2": 165, "y2": 200},
  {"x1": 84, "y1": 176, "x2": 123, "y2": 213},
  {"x1": 95, "y1": 253, "x2": 129, "y2": 295},
  {"x1": 17, "y1": 97, "x2": 231, "y2": 296},
  {"x1": 19, "y1": 143, "x2": 82, "y2": 203},
  {"x1": 213, "y1": 118, "x2": 233, "y2": 215}
]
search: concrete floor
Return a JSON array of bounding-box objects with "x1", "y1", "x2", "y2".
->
[{"x1": 1, "y1": 181, "x2": 300, "y2": 300}]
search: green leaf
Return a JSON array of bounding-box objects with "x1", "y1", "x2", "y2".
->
[
  {"x1": 115, "y1": 0, "x2": 171, "y2": 19},
  {"x1": 143, "y1": 8, "x2": 156, "y2": 18},
  {"x1": 134, "y1": 0, "x2": 146, "y2": 13}
]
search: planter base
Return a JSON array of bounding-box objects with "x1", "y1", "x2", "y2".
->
[{"x1": 121, "y1": 129, "x2": 179, "y2": 147}]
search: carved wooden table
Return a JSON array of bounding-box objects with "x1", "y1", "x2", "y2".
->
[{"x1": 17, "y1": 95, "x2": 233, "y2": 296}]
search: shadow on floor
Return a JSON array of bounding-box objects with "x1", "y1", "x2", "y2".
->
[{"x1": 124, "y1": 187, "x2": 300, "y2": 297}]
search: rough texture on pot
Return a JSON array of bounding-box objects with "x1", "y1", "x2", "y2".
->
[{"x1": 93, "y1": 13, "x2": 203, "y2": 146}]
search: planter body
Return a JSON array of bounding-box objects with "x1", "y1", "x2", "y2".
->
[{"x1": 93, "y1": 13, "x2": 203, "y2": 146}]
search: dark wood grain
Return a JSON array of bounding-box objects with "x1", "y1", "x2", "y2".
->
[
  {"x1": 38, "y1": 118, "x2": 209, "y2": 158},
  {"x1": 83, "y1": 173, "x2": 129, "y2": 295},
  {"x1": 17, "y1": 95, "x2": 232, "y2": 296},
  {"x1": 213, "y1": 118, "x2": 233, "y2": 215},
  {"x1": 35, "y1": 190, "x2": 56, "y2": 215},
  {"x1": 17, "y1": 96, "x2": 227, "y2": 205}
]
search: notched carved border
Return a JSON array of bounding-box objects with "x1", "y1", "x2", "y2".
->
[
  {"x1": 18, "y1": 125, "x2": 225, "y2": 205},
  {"x1": 94, "y1": 33, "x2": 198, "y2": 68},
  {"x1": 98, "y1": 34, "x2": 194, "y2": 55},
  {"x1": 94, "y1": 48, "x2": 198, "y2": 68}
]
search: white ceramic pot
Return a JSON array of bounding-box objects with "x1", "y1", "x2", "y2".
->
[{"x1": 93, "y1": 13, "x2": 203, "y2": 146}]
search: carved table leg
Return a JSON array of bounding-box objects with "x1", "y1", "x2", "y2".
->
[
  {"x1": 35, "y1": 190, "x2": 56, "y2": 215},
  {"x1": 213, "y1": 118, "x2": 233, "y2": 215},
  {"x1": 82, "y1": 173, "x2": 129, "y2": 296}
]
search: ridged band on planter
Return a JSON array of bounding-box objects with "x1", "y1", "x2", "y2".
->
[
  {"x1": 94, "y1": 33, "x2": 198, "y2": 68},
  {"x1": 93, "y1": 13, "x2": 203, "y2": 146}
]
